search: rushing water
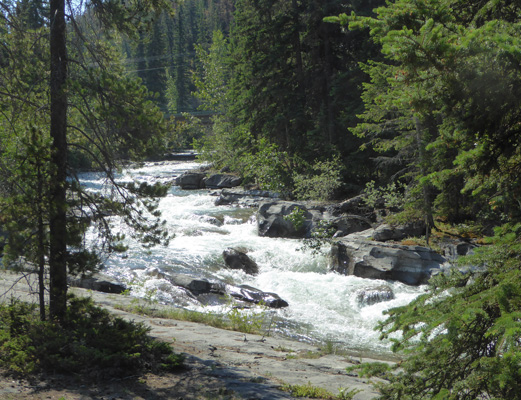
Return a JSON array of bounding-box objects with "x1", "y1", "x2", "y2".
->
[{"x1": 80, "y1": 161, "x2": 425, "y2": 356}]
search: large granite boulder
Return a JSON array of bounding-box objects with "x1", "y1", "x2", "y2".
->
[
  {"x1": 204, "y1": 174, "x2": 242, "y2": 189},
  {"x1": 257, "y1": 201, "x2": 312, "y2": 238},
  {"x1": 175, "y1": 172, "x2": 206, "y2": 189},
  {"x1": 330, "y1": 236, "x2": 446, "y2": 285},
  {"x1": 223, "y1": 248, "x2": 259, "y2": 275},
  {"x1": 214, "y1": 188, "x2": 280, "y2": 207},
  {"x1": 257, "y1": 200, "x2": 371, "y2": 239},
  {"x1": 328, "y1": 216, "x2": 372, "y2": 238}
]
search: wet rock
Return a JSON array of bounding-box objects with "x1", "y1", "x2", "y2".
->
[
  {"x1": 223, "y1": 248, "x2": 259, "y2": 275},
  {"x1": 175, "y1": 172, "x2": 206, "y2": 189},
  {"x1": 214, "y1": 188, "x2": 280, "y2": 207},
  {"x1": 257, "y1": 201, "x2": 371, "y2": 239},
  {"x1": 148, "y1": 270, "x2": 288, "y2": 308},
  {"x1": 257, "y1": 201, "x2": 313, "y2": 238},
  {"x1": 197, "y1": 215, "x2": 223, "y2": 227},
  {"x1": 204, "y1": 174, "x2": 242, "y2": 189},
  {"x1": 355, "y1": 285, "x2": 394, "y2": 306},
  {"x1": 226, "y1": 285, "x2": 289, "y2": 308},
  {"x1": 169, "y1": 273, "x2": 215, "y2": 295},
  {"x1": 70, "y1": 273, "x2": 126, "y2": 294},
  {"x1": 330, "y1": 237, "x2": 446, "y2": 285}
]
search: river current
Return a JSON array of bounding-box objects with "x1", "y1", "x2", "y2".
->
[{"x1": 80, "y1": 160, "x2": 424, "y2": 356}]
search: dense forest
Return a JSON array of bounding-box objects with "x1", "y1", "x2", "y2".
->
[{"x1": 1, "y1": 0, "x2": 521, "y2": 398}]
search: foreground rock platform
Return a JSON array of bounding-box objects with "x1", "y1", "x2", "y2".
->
[{"x1": 0, "y1": 270, "x2": 387, "y2": 399}]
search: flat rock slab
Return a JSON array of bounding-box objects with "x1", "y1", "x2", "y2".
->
[{"x1": 0, "y1": 271, "x2": 384, "y2": 399}]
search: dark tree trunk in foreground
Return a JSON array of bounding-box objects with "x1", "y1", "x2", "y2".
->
[{"x1": 49, "y1": 0, "x2": 68, "y2": 320}]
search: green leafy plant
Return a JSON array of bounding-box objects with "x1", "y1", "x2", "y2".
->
[
  {"x1": 0, "y1": 297, "x2": 184, "y2": 376},
  {"x1": 280, "y1": 381, "x2": 360, "y2": 400},
  {"x1": 362, "y1": 180, "x2": 406, "y2": 210},
  {"x1": 284, "y1": 207, "x2": 306, "y2": 231},
  {"x1": 292, "y1": 157, "x2": 344, "y2": 201}
]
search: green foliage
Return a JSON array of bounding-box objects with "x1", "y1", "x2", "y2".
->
[
  {"x1": 280, "y1": 381, "x2": 360, "y2": 400},
  {"x1": 226, "y1": 307, "x2": 266, "y2": 334},
  {"x1": 0, "y1": 297, "x2": 184, "y2": 376},
  {"x1": 339, "y1": 0, "x2": 521, "y2": 227},
  {"x1": 346, "y1": 361, "x2": 392, "y2": 379},
  {"x1": 284, "y1": 207, "x2": 306, "y2": 232},
  {"x1": 118, "y1": 296, "x2": 269, "y2": 335},
  {"x1": 300, "y1": 220, "x2": 337, "y2": 256},
  {"x1": 362, "y1": 181, "x2": 406, "y2": 210},
  {"x1": 292, "y1": 157, "x2": 344, "y2": 201},
  {"x1": 193, "y1": 29, "x2": 231, "y2": 113},
  {"x1": 373, "y1": 224, "x2": 521, "y2": 399}
]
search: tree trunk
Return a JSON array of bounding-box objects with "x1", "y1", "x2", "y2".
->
[
  {"x1": 49, "y1": 0, "x2": 68, "y2": 320},
  {"x1": 37, "y1": 164, "x2": 46, "y2": 321},
  {"x1": 414, "y1": 116, "x2": 435, "y2": 244}
]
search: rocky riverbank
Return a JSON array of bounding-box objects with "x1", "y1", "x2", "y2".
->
[{"x1": 0, "y1": 270, "x2": 388, "y2": 400}]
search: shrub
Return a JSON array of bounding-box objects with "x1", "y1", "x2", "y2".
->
[
  {"x1": 0, "y1": 296, "x2": 184, "y2": 377},
  {"x1": 292, "y1": 157, "x2": 344, "y2": 201}
]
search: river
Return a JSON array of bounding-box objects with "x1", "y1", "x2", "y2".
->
[{"x1": 80, "y1": 160, "x2": 424, "y2": 356}]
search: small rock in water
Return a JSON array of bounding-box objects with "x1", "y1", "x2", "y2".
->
[
  {"x1": 355, "y1": 285, "x2": 395, "y2": 306},
  {"x1": 222, "y1": 248, "x2": 259, "y2": 275}
]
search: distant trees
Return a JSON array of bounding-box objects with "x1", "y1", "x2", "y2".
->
[
  {"x1": 123, "y1": 0, "x2": 235, "y2": 114},
  {"x1": 192, "y1": 0, "x2": 384, "y2": 197}
]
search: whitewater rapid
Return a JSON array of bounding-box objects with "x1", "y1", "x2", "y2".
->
[{"x1": 80, "y1": 161, "x2": 424, "y2": 355}]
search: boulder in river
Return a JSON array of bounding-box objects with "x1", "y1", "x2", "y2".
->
[
  {"x1": 204, "y1": 174, "x2": 242, "y2": 189},
  {"x1": 226, "y1": 284, "x2": 289, "y2": 308},
  {"x1": 257, "y1": 201, "x2": 311, "y2": 238},
  {"x1": 214, "y1": 188, "x2": 280, "y2": 207},
  {"x1": 330, "y1": 236, "x2": 446, "y2": 285},
  {"x1": 175, "y1": 172, "x2": 206, "y2": 189},
  {"x1": 257, "y1": 200, "x2": 371, "y2": 239},
  {"x1": 223, "y1": 248, "x2": 259, "y2": 275},
  {"x1": 355, "y1": 285, "x2": 395, "y2": 306},
  {"x1": 70, "y1": 273, "x2": 127, "y2": 294},
  {"x1": 146, "y1": 269, "x2": 288, "y2": 308}
]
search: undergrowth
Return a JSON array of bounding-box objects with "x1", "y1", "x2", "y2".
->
[
  {"x1": 0, "y1": 296, "x2": 184, "y2": 377},
  {"x1": 280, "y1": 381, "x2": 360, "y2": 400},
  {"x1": 117, "y1": 298, "x2": 269, "y2": 335}
]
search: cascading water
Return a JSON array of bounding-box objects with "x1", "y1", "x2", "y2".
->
[{"x1": 80, "y1": 160, "x2": 425, "y2": 356}]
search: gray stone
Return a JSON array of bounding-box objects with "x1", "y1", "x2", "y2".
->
[
  {"x1": 223, "y1": 248, "x2": 259, "y2": 275},
  {"x1": 226, "y1": 284, "x2": 289, "y2": 308},
  {"x1": 69, "y1": 273, "x2": 127, "y2": 294},
  {"x1": 204, "y1": 174, "x2": 242, "y2": 189},
  {"x1": 147, "y1": 270, "x2": 287, "y2": 308},
  {"x1": 257, "y1": 201, "x2": 371, "y2": 239},
  {"x1": 372, "y1": 221, "x2": 427, "y2": 241},
  {"x1": 330, "y1": 237, "x2": 446, "y2": 285},
  {"x1": 214, "y1": 188, "x2": 280, "y2": 207},
  {"x1": 257, "y1": 201, "x2": 311, "y2": 238},
  {"x1": 329, "y1": 216, "x2": 372, "y2": 238},
  {"x1": 175, "y1": 172, "x2": 206, "y2": 189},
  {"x1": 355, "y1": 285, "x2": 395, "y2": 306}
]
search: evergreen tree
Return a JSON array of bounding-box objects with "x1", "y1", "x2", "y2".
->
[
  {"x1": 0, "y1": 0, "x2": 173, "y2": 320},
  {"x1": 328, "y1": 1, "x2": 521, "y2": 397}
]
